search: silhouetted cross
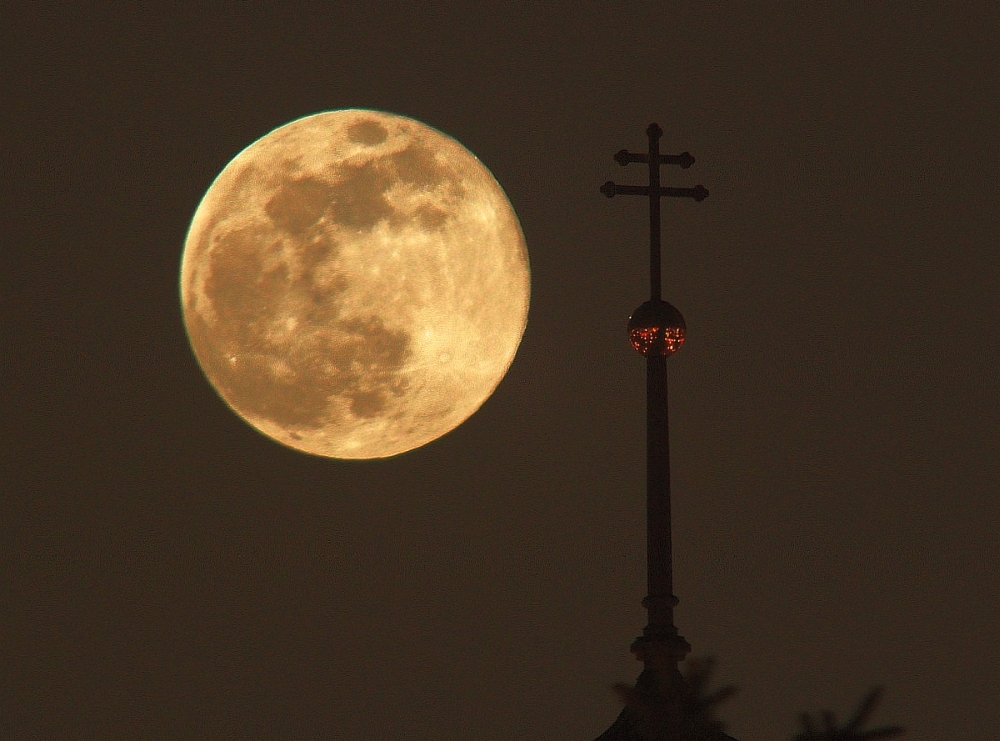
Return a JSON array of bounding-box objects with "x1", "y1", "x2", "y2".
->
[{"x1": 600, "y1": 123, "x2": 708, "y2": 301}]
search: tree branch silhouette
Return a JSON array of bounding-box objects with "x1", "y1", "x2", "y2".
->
[
  {"x1": 609, "y1": 659, "x2": 905, "y2": 741},
  {"x1": 793, "y1": 687, "x2": 905, "y2": 740}
]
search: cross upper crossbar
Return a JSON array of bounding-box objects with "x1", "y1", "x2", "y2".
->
[
  {"x1": 600, "y1": 122, "x2": 708, "y2": 300},
  {"x1": 613, "y1": 149, "x2": 694, "y2": 168}
]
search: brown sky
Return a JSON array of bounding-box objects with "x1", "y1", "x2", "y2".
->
[{"x1": 3, "y1": 3, "x2": 998, "y2": 739}]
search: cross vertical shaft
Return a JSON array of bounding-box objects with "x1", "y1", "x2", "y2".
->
[{"x1": 648, "y1": 125, "x2": 662, "y2": 301}]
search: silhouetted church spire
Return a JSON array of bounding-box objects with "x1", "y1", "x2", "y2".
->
[
  {"x1": 591, "y1": 125, "x2": 905, "y2": 741},
  {"x1": 593, "y1": 124, "x2": 735, "y2": 741}
]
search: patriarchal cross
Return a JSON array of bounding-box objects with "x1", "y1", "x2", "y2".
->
[
  {"x1": 594, "y1": 124, "x2": 727, "y2": 741},
  {"x1": 600, "y1": 123, "x2": 708, "y2": 302}
]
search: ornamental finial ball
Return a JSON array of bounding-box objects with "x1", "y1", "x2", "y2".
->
[{"x1": 628, "y1": 300, "x2": 686, "y2": 356}]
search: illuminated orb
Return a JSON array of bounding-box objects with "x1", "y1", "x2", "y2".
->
[{"x1": 627, "y1": 299, "x2": 686, "y2": 356}]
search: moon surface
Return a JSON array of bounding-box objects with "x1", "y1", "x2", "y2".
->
[{"x1": 180, "y1": 110, "x2": 530, "y2": 459}]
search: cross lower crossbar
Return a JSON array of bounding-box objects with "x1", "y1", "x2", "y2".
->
[{"x1": 600, "y1": 183, "x2": 708, "y2": 201}]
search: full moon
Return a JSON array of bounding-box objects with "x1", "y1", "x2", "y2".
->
[{"x1": 180, "y1": 110, "x2": 530, "y2": 459}]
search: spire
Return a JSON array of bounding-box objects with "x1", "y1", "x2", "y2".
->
[{"x1": 594, "y1": 124, "x2": 729, "y2": 741}]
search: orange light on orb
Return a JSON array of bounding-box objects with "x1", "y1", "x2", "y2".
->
[{"x1": 627, "y1": 299, "x2": 686, "y2": 357}]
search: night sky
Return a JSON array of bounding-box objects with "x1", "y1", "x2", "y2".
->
[{"x1": 4, "y1": 4, "x2": 998, "y2": 739}]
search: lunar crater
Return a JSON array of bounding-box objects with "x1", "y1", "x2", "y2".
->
[
  {"x1": 347, "y1": 119, "x2": 388, "y2": 146},
  {"x1": 265, "y1": 176, "x2": 334, "y2": 234}
]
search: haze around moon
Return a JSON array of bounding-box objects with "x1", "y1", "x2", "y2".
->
[{"x1": 180, "y1": 110, "x2": 530, "y2": 459}]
